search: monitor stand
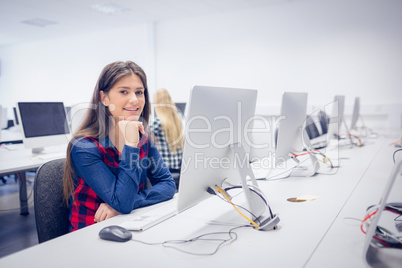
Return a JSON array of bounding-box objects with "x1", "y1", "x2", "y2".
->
[
  {"x1": 229, "y1": 143, "x2": 280, "y2": 231},
  {"x1": 363, "y1": 152, "x2": 402, "y2": 268},
  {"x1": 264, "y1": 153, "x2": 319, "y2": 180},
  {"x1": 343, "y1": 120, "x2": 354, "y2": 148},
  {"x1": 265, "y1": 128, "x2": 320, "y2": 180}
]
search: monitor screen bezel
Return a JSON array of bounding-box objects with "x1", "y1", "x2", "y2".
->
[{"x1": 16, "y1": 102, "x2": 71, "y2": 152}]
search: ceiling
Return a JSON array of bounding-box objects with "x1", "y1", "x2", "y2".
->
[{"x1": 0, "y1": 0, "x2": 290, "y2": 46}]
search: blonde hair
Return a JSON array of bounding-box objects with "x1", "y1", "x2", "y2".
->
[{"x1": 153, "y1": 88, "x2": 184, "y2": 152}]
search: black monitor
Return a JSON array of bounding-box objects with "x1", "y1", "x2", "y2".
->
[
  {"x1": 17, "y1": 102, "x2": 71, "y2": 153},
  {"x1": 175, "y1": 102, "x2": 186, "y2": 116},
  {"x1": 13, "y1": 107, "x2": 19, "y2": 125}
]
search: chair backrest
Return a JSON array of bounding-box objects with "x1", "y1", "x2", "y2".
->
[
  {"x1": 305, "y1": 115, "x2": 320, "y2": 140},
  {"x1": 34, "y1": 158, "x2": 69, "y2": 243}
]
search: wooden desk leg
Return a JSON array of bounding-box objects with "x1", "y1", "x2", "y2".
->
[{"x1": 17, "y1": 172, "x2": 29, "y2": 215}]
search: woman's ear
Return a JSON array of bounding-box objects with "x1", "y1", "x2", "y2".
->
[{"x1": 100, "y1": 91, "x2": 109, "y2": 106}]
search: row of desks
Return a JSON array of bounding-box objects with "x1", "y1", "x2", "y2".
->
[{"x1": 0, "y1": 131, "x2": 400, "y2": 267}]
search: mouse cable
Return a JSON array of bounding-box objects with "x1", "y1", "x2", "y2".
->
[{"x1": 131, "y1": 225, "x2": 251, "y2": 256}]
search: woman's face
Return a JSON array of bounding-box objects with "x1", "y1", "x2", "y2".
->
[{"x1": 100, "y1": 74, "x2": 145, "y2": 122}]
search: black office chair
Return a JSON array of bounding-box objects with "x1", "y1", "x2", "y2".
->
[
  {"x1": 34, "y1": 159, "x2": 70, "y2": 243},
  {"x1": 171, "y1": 171, "x2": 180, "y2": 191},
  {"x1": 318, "y1": 110, "x2": 329, "y2": 135},
  {"x1": 305, "y1": 111, "x2": 330, "y2": 139},
  {"x1": 305, "y1": 115, "x2": 320, "y2": 140}
]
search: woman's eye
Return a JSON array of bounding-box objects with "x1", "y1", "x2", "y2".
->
[
  {"x1": 136, "y1": 91, "x2": 144, "y2": 95},
  {"x1": 120, "y1": 90, "x2": 127, "y2": 94}
]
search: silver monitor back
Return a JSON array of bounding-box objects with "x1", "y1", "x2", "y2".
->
[
  {"x1": 177, "y1": 85, "x2": 258, "y2": 213},
  {"x1": 0, "y1": 105, "x2": 2, "y2": 141},
  {"x1": 326, "y1": 95, "x2": 345, "y2": 142},
  {"x1": 350, "y1": 97, "x2": 360, "y2": 130},
  {"x1": 275, "y1": 92, "x2": 308, "y2": 161}
]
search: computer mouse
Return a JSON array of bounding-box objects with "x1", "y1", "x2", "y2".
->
[{"x1": 99, "y1": 225, "x2": 132, "y2": 242}]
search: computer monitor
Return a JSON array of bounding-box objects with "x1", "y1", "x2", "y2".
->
[
  {"x1": 175, "y1": 102, "x2": 186, "y2": 116},
  {"x1": 17, "y1": 102, "x2": 71, "y2": 154},
  {"x1": 326, "y1": 95, "x2": 346, "y2": 141},
  {"x1": 13, "y1": 107, "x2": 19, "y2": 125},
  {"x1": 0, "y1": 105, "x2": 2, "y2": 141},
  {"x1": 350, "y1": 97, "x2": 360, "y2": 130},
  {"x1": 177, "y1": 85, "x2": 278, "y2": 230},
  {"x1": 1, "y1": 106, "x2": 7, "y2": 129},
  {"x1": 275, "y1": 92, "x2": 308, "y2": 161}
]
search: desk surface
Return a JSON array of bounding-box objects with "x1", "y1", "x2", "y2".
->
[
  {"x1": 0, "y1": 131, "x2": 400, "y2": 267},
  {"x1": 0, "y1": 143, "x2": 67, "y2": 176}
]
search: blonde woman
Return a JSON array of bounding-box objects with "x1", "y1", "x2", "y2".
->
[{"x1": 149, "y1": 89, "x2": 184, "y2": 189}]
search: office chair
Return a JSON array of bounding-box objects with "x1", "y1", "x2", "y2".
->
[
  {"x1": 318, "y1": 110, "x2": 329, "y2": 135},
  {"x1": 305, "y1": 115, "x2": 320, "y2": 140},
  {"x1": 305, "y1": 111, "x2": 330, "y2": 139},
  {"x1": 171, "y1": 171, "x2": 180, "y2": 191},
  {"x1": 34, "y1": 159, "x2": 70, "y2": 243}
]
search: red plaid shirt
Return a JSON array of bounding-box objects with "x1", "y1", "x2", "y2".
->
[{"x1": 69, "y1": 134, "x2": 175, "y2": 231}]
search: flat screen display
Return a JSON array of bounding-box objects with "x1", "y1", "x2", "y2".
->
[{"x1": 18, "y1": 102, "x2": 69, "y2": 138}]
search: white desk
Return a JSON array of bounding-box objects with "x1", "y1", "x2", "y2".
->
[
  {"x1": 307, "y1": 135, "x2": 402, "y2": 267},
  {"x1": 0, "y1": 132, "x2": 399, "y2": 267},
  {"x1": 0, "y1": 127, "x2": 23, "y2": 144},
  {"x1": 0, "y1": 143, "x2": 67, "y2": 215}
]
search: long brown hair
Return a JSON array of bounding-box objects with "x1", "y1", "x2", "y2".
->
[
  {"x1": 63, "y1": 61, "x2": 151, "y2": 203},
  {"x1": 153, "y1": 88, "x2": 184, "y2": 152}
]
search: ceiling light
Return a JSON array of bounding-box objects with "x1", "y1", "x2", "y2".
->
[
  {"x1": 91, "y1": 3, "x2": 129, "y2": 14},
  {"x1": 21, "y1": 18, "x2": 58, "y2": 27}
]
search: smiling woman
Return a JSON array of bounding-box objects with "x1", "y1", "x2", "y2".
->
[
  {"x1": 100, "y1": 74, "x2": 145, "y2": 121},
  {"x1": 62, "y1": 61, "x2": 176, "y2": 232}
]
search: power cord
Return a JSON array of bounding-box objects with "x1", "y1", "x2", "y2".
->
[
  {"x1": 361, "y1": 203, "x2": 402, "y2": 249},
  {"x1": 207, "y1": 184, "x2": 279, "y2": 231}
]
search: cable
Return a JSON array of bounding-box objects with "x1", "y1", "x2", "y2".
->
[
  {"x1": 347, "y1": 133, "x2": 363, "y2": 147},
  {"x1": 215, "y1": 186, "x2": 260, "y2": 229},
  {"x1": 390, "y1": 139, "x2": 402, "y2": 146},
  {"x1": 292, "y1": 149, "x2": 335, "y2": 169},
  {"x1": 0, "y1": 144, "x2": 11, "y2": 151},
  {"x1": 131, "y1": 225, "x2": 250, "y2": 256},
  {"x1": 362, "y1": 204, "x2": 402, "y2": 249},
  {"x1": 212, "y1": 189, "x2": 262, "y2": 226},
  {"x1": 392, "y1": 149, "x2": 402, "y2": 163}
]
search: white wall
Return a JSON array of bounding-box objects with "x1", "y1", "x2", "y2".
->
[
  {"x1": 0, "y1": 23, "x2": 153, "y2": 110},
  {"x1": 155, "y1": 0, "x2": 402, "y2": 127},
  {"x1": 0, "y1": 0, "x2": 401, "y2": 129}
]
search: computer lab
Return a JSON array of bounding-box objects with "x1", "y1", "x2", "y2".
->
[{"x1": 0, "y1": 0, "x2": 401, "y2": 267}]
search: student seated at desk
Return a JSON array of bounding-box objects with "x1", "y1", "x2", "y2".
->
[
  {"x1": 63, "y1": 61, "x2": 176, "y2": 231},
  {"x1": 149, "y1": 88, "x2": 184, "y2": 190}
]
